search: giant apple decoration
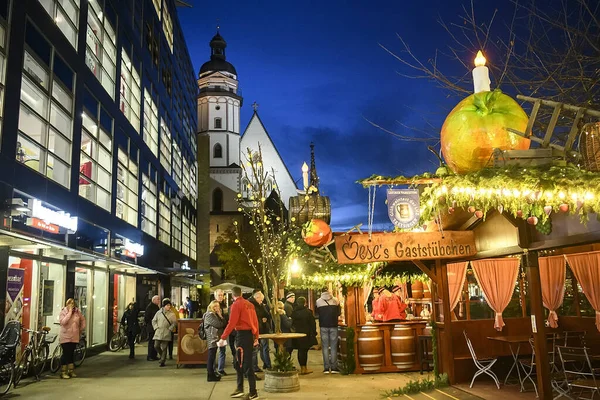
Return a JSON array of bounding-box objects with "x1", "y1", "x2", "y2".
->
[
  {"x1": 441, "y1": 89, "x2": 530, "y2": 174},
  {"x1": 302, "y1": 219, "x2": 332, "y2": 247}
]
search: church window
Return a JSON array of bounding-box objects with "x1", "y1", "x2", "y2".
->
[
  {"x1": 214, "y1": 117, "x2": 222, "y2": 129},
  {"x1": 213, "y1": 143, "x2": 223, "y2": 158},
  {"x1": 212, "y1": 188, "x2": 223, "y2": 212}
]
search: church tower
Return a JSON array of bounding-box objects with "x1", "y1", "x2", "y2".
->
[{"x1": 198, "y1": 31, "x2": 243, "y2": 251}]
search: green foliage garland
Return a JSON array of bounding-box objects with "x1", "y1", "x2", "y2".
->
[
  {"x1": 339, "y1": 327, "x2": 356, "y2": 375},
  {"x1": 359, "y1": 165, "x2": 600, "y2": 226}
]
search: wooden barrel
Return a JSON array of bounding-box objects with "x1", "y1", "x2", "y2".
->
[
  {"x1": 264, "y1": 370, "x2": 300, "y2": 393},
  {"x1": 390, "y1": 325, "x2": 416, "y2": 369},
  {"x1": 411, "y1": 281, "x2": 424, "y2": 299},
  {"x1": 289, "y1": 195, "x2": 331, "y2": 225},
  {"x1": 338, "y1": 327, "x2": 347, "y2": 365},
  {"x1": 423, "y1": 281, "x2": 431, "y2": 298},
  {"x1": 357, "y1": 326, "x2": 384, "y2": 372}
]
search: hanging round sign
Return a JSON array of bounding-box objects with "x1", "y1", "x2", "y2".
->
[{"x1": 387, "y1": 189, "x2": 420, "y2": 229}]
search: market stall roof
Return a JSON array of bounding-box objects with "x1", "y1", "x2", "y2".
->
[{"x1": 210, "y1": 282, "x2": 254, "y2": 294}]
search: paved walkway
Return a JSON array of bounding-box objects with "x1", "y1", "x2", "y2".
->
[{"x1": 9, "y1": 344, "x2": 484, "y2": 400}]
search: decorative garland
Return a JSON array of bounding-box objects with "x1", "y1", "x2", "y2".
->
[{"x1": 359, "y1": 165, "x2": 600, "y2": 228}]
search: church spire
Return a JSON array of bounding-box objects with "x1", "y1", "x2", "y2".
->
[{"x1": 309, "y1": 142, "x2": 319, "y2": 190}]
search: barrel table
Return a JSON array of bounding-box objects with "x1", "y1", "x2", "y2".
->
[
  {"x1": 357, "y1": 325, "x2": 384, "y2": 372},
  {"x1": 390, "y1": 324, "x2": 417, "y2": 370}
]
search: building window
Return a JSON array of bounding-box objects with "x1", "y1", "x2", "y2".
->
[
  {"x1": 38, "y1": 0, "x2": 80, "y2": 48},
  {"x1": 173, "y1": 141, "x2": 182, "y2": 189},
  {"x1": 141, "y1": 167, "x2": 157, "y2": 237},
  {"x1": 172, "y1": 201, "x2": 181, "y2": 251},
  {"x1": 0, "y1": 24, "x2": 8, "y2": 140},
  {"x1": 151, "y1": 0, "x2": 162, "y2": 20},
  {"x1": 190, "y1": 218, "x2": 196, "y2": 260},
  {"x1": 182, "y1": 212, "x2": 190, "y2": 256},
  {"x1": 182, "y1": 157, "x2": 190, "y2": 198},
  {"x1": 158, "y1": 184, "x2": 171, "y2": 245},
  {"x1": 213, "y1": 143, "x2": 222, "y2": 158},
  {"x1": 79, "y1": 99, "x2": 112, "y2": 211},
  {"x1": 160, "y1": 117, "x2": 172, "y2": 174},
  {"x1": 212, "y1": 188, "x2": 223, "y2": 212},
  {"x1": 162, "y1": 0, "x2": 173, "y2": 52},
  {"x1": 190, "y1": 161, "x2": 197, "y2": 202},
  {"x1": 116, "y1": 148, "x2": 138, "y2": 226},
  {"x1": 17, "y1": 44, "x2": 74, "y2": 189},
  {"x1": 85, "y1": 0, "x2": 117, "y2": 98},
  {"x1": 143, "y1": 88, "x2": 159, "y2": 156},
  {"x1": 120, "y1": 49, "x2": 141, "y2": 132},
  {"x1": 214, "y1": 117, "x2": 222, "y2": 129}
]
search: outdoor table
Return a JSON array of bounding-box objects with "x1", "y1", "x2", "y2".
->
[
  {"x1": 487, "y1": 335, "x2": 531, "y2": 387},
  {"x1": 259, "y1": 333, "x2": 306, "y2": 351}
]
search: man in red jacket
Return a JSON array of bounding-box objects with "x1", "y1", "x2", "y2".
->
[
  {"x1": 371, "y1": 287, "x2": 384, "y2": 322},
  {"x1": 218, "y1": 286, "x2": 259, "y2": 400},
  {"x1": 381, "y1": 287, "x2": 408, "y2": 322}
]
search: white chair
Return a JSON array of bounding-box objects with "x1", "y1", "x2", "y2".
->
[
  {"x1": 518, "y1": 338, "x2": 539, "y2": 397},
  {"x1": 557, "y1": 346, "x2": 599, "y2": 400},
  {"x1": 464, "y1": 330, "x2": 500, "y2": 389}
]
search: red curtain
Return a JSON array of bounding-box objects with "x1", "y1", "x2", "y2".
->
[
  {"x1": 564, "y1": 251, "x2": 600, "y2": 332},
  {"x1": 447, "y1": 262, "x2": 468, "y2": 321},
  {"x1": 472, "y1": 258, "x2": 520, "y2": 331},
  {"x1": 539, "y1": 255, "x2": 566, "y2": 328}
]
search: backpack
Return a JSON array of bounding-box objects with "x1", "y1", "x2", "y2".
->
[{"x1": 198, "y1": 320, "x2": 207, "y2": 340}]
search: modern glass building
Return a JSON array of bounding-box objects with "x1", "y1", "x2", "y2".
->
[{"x1": 0, "y1": 0, "x2": 201, "y2": 351}]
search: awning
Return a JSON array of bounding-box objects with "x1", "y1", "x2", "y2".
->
[{"x1": 210, "y1": 282, "x2": 254, "y2": 294}]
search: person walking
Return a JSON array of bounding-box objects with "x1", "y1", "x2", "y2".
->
[
  {"x1": 121, "y1": 302, "x2": 140, "y2": 359},
  {"x1": 283, "y1": 292, "x2": 296, "y2": 356},
  {"x1": 168, "y1": 303, "x2": 180, "y2": 360},
  {"x1": 151, "y1": 298, "x2": 177, "y2": 367},
  {"x1": 249, "y1": 290, "x2": 272, "y2": 372},
  {"x1": 316, "y1": 287, "x2": 341, "y2": 374},
  {"x1": 214, "y1": 288, "x2": 229, "y2": 376},
  {"x1": 291, "y1": 297, "x2": 317, "y2": 375},
  {"x1": 203, "y1": 300, "x2": 226, "y2": 382},
  {"x1": 217, "y1": 286, "x2": 259, "y2": 400},
  {"x1": 58, "y1": 298, "x2": 86, "y2": 379},
  {"x1": 145, "y1": 295, "x2": 160, "y2": 361},
  {"x1": 185, "y1": 297, "x2": 193, "y2": 318}
]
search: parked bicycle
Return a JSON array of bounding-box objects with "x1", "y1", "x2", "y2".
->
[
  {"x1": 0, "y1": 321, "x2": 21, "y2": 395},
  {"x1": 109, "y1": 323, "x2": 128, "y2": 352},
  {"x1": 13, "y1": 326, "x2": 51, "y2": 386},
  {"x1": 50, "y1": 332, "x2": 87, "y2": 374}
]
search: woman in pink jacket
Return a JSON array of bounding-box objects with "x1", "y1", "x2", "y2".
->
[{"x1": 59, "y1": 298, "x2": 86, "y2": 379}]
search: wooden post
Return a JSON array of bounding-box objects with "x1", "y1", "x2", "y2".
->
[
  {"x1": 438, "y1": 259, "x2": 455, "y2": 383},
  {"x1": 525, "y1": 251, "x2": 552, "y2": 399}
]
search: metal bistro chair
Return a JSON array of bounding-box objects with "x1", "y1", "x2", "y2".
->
[
  {"x1": 464, "y1": 330, "x2": 500, "y2": 389},
  {"x1": 557, "y1": 346, "x2": 599, "y2": 400},
  {"x1": 519, "y1": 338, "x2": 539, "y2": 397},
  {"x1": 563, "y1": 331, "x2": 586, "y2": 348}
]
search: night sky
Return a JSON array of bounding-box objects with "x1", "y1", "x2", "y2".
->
[{"x1": 178, "y1": 1, "x2": 500, "y2": 230}]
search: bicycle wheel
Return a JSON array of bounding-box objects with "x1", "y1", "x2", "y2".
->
[
  {"x1": 50, "y1": 345, "x2": 62, "y2": 373},
  {"x1": 0, "y1": 361, "x2": 14, "y2": 395},
  {"x1": 109, "y1": 332, "x2": 123, "y2": 352},
  {"x1": 73, "y1": 342, "x2": 86, "y2": 367},
  {"x1": 32, "y1": 345, "x2": 48, "y2": 378},
  {"x1": 13, "y1": 349, "x2": 31, "y2": 387}
]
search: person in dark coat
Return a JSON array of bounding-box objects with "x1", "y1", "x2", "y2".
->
[
  {"x1": 213, "y1": 289, "x2": 229, "y2": 376},
  {"x1": 203, "y1": 300, "x2": 226, "y2": 381},
  {"x1": 283, "y1": 293, "x2": 296, "y2": 356},
  {"x1": 249, "y1": 290, "x2": 272, "y2": 371},
  {"x1": 121, "y1": 302, "x2": 140, "y2": 359},
  {"x1": 145, "y1": 295, "x2": 160, "y2": 361},
  {"x1": 291, "y1": 297, "x2": 317, "y2": 375}
]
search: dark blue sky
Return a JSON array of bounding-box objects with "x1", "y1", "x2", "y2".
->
[{"x1": 178, "y1": 1, "x2": 498, "y2": 230}]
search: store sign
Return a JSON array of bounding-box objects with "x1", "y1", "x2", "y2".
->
[
  {"x1": 28, "y1": 199, "x2": 78, "y2": 232},
  {"x1": 334, "y1": 231, "x2": 477, "y2": 264},
  {"x1": 387, "y1": 189, "x2": 420, "y2": 229},
  {"x1": 27, "y1": 217, "x2": 60, "y2": 234},
  {"x1": 123, "y1": 239, "x2": 144, "y2": 257}
]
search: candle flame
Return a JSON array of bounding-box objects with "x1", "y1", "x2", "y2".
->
[
  {"x1": 474, "y1": 50, "x2": 486, "y2": 67},
  {"x1": 302, "y1": 162, "x2": 309, "y2": 172}
]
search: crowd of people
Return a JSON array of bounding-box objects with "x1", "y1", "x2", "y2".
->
[{"x1": 369, "y1": 285, "x2": 410, "y2": 323}]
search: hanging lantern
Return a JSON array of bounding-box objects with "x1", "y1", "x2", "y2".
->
[
  {"x1": 580, "y1": 122, "x2": 600, "y2": 172},
  {"x1": 302, "y1": 219, "x2": 332, "y2": 247}
]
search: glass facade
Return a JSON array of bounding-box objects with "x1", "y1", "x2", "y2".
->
[
  {"x1": 85, "y1": 0, "x2": 117, "y2": 98},
  {"x1": 141, "y1": 168, "x2": 158, "y2": 237},
  {"x1": 159, "y1": 116, "x2": 172, "y2": 175},
  {"x1": 158, "y1": 184, "x2": 171, "y2": 245},
  {"x1": 143, "y1": 88, "x2": 159, "y2": 156},
  {"x1": 38, "y1": 0, "x2": 80, "y2": 48},
  {"x1": 120, "y1": 48, "x2": 141, "y2": 133},
  {"x1": 116, "y1": 148, "x2": 138, "y2": 226}
]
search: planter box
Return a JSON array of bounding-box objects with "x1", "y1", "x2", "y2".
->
[{"x1": 264, "y1": 370, "x2": 300, "y2": 393}]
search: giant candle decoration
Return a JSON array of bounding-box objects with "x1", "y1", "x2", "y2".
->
[
  {"x1": 472, "y1": 50, "x2": 490, "y2": 93},
  {"x1": 302, "y1": 162, "x2": 309, "y2": 190}
]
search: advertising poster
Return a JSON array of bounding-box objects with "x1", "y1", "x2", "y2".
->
[
  {"x1": 387, "y1": 189, "x2": 421, "y2": 229},
  {"x1": 42, "y1": 280, "x2": 55, "y2": 317},
  {"x1": 5, "y1": 268, "x2": 25, "y2": 324}
]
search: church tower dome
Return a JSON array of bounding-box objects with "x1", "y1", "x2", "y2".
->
[{"x1": 199, "y1": 31, "x2": 237, "y2": 77}]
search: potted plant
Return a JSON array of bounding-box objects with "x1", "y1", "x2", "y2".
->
[{"x1": 264, "y1": 350, "x2": 300, "y2": 393}]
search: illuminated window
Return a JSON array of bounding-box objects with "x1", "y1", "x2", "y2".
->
[
  {"x1": 173, "y1": 140, "x2": 182, "y2": 189},
  {"x1": 37, "y1": 0, "x2": 80, "y2": 48},
  {"x1": 85, "y1": 0, "x2": 117, "y2": 98},
  {"x1": 120, "y1": 49, "x2": 141, "y2": 132},
  {"x1": 171, "y1": 201, "x2": 181, "y2": 251},
  {"x1": 190, "y1": 162, "x2": 197, "y2": 202},
  {"x1": 160, "y1": 117, "x2": 171, "y2": 174},
  {"x1": 182, "y1": 212, "x2": 189, "y2": 256},
  {"x1": 143, "y1": 89, "x2": 159, "y2": 156},
  {"x1": 141, "y1": 168, "x2": 157, "y2": 237},
  {"x1": 190, "y1": 217, "x2": 196, "y2": 260},
  {"x1": 158, "y1": 184, "x2": 171, "y2": 245},
  {"x1": 182, "y1": 157, "x2": 190, "y2": 198},
  {"x1": 116, "y1": 147, "x2": 138, "y2": 226},
  {"x1": 17, "y1": 39, "x2": 74, "y2": 189},
  {"x1": 162, "y1": 0, "x2": 173, "y2": 52}
]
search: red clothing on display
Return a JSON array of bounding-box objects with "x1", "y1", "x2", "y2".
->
[
  {"x1": 381, "y1": 295, "x2": 408, "y2": 321},
  {"x1": 221, "y1": 296, "x2": 259, "y2": 340},
  {"x1": 371, "y1": 296, "x2": 383, "y2": 321}
]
